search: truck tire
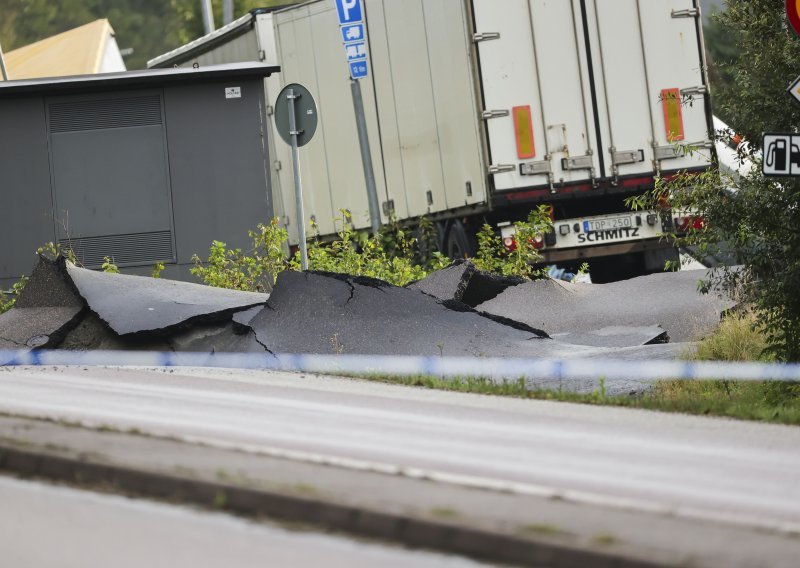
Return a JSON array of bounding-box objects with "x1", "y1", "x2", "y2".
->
[{"x1": 445, "y1": 220, "x2": 477, "y2": 259}]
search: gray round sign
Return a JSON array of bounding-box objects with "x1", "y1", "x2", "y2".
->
[{"x1": 274, "y1": 83, "x2": 318, "y2": 147}]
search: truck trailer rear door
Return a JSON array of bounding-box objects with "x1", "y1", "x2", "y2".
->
[
  {"x1": 586, "y1": 0, "x2": 712, "y2": 180},
  {"x1": 472, "y1": 0, "x2": 601, "y2": 192}
]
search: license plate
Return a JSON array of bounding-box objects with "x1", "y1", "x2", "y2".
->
[{"x1": 583, "y1": 216, "x2": 633, "y2": 233}]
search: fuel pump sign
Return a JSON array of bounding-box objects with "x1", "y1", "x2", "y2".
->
[{"x1": 763, "y1": 133, "x2": 800, "y2": 176}]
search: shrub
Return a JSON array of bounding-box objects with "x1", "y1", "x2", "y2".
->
[
  {"x1": 191, "y1": 218, "x2": 289, "y2": 292},
  {"x1": 472, "y1": 205, "x2": 552, "y2": 279},
  {"x1": 687, "y1": 309, "x2": 772, "y2": 363},
  {"x1": 0, "y1": 277, "x2": 28, "y2": 315},
  {"x1": 192, "y1": 208, "x2": 553, "y2": 291}
]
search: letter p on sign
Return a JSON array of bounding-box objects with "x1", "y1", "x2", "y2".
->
[{"x1": 336, "y1": 0, "x2": 362, "y2": 24}]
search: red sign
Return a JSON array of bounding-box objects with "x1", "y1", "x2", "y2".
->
[{"x1": 788, "y1": 0, "x2": 800, "y2": 35}]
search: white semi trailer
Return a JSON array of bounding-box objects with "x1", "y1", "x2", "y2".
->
[{"x1": 150, "y1": 0, "x2": 714, "y2": 281}]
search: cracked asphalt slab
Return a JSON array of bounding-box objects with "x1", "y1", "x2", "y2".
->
[
  {"x1": 407, "y1": 260, "x2": 523, "y2": 307},
  {"x1": 0, "y1": 258, "x2": 729, "y2": 376},
  {"x1": 250, "y1": 270, "x2": 562, "y2": 358},
  {"x1": 477, "y1": 269, "x2": 734, "y2": 343},
  {"x1": 0, "y1": 258, "x2": 85, "y2": 350},
  {"x1": 552, "y1": 325, "x2": 669, "y2": 348},
  {"x1": 65, "y1": 261, "x2": 268, "y2": 336}
]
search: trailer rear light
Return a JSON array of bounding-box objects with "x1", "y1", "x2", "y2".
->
[
  {"x1": 674, "y1": 215, "x2": 705, "y2": 232},
  {"x1": 512, "y1": 105, "x2": 536, "y2": 159},
  {"x1": 502, "y1": 234, "x2": 545, "y2": 250},
  {"x1": 661, "y1": 88, "x2": 685, "y2": 142}
]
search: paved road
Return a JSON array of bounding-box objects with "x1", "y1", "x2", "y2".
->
[
  {"x1": 0, "y1": 366, "x2": 799, "y2": 534},
  {"x1": 0, "y1": 475, "x2": 487, "y2": 568}
]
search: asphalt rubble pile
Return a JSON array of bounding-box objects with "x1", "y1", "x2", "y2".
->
[{"x1": 0, "y1": 257, "x2": 736, "y2": 393}]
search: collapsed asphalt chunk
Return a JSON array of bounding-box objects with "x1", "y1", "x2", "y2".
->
[
  {"x1": 407, "y1": 260, "x2": 524, "y2": 307},
  {"x1": 0, "y1": 256, "x2": 84, "y2": 350},
  {"x1": 251, "y1": 270, "x2": 593, "y2": 358},
  {"x1": 168, "y1": 322, "x2": 269, "y2": 354},
  {"x1": 477, "y1": 269, "x2": 735, "y2": 343},
  {"x1": 407, "y1": 260, "x2": 472, "y2": 302},
  {"x1": 551, "y1": 325, "x2": 669, "y2": 348},
  {"x1": 65, "y1": 262, "x2": 268, "y2": 336}
]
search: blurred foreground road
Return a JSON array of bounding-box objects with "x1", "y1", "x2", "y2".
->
[
  {"x1": 0, "y1": 365, "x2": 798, "y2": 534},
  {"x1": 0, "y1": 475, "x2": 486, "y2": 568}
]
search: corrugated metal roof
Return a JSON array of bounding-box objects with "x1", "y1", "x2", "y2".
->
[
  {"x1": 2, "y1": 19, "x2": 115, "y2": 81},
  {"x1": 147, "y1": 6, "x2": 294, "y2": 68},
  {"x1": 148, "y1": 12, "x2": 255, "y2": 69},
  {"x1": 0, "y1": 62, "x2": 280, "y2": 98}
]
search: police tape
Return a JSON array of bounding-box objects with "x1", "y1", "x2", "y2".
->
[{"x1": 1, "y1": 349, "x2": 799, "y2": 383}]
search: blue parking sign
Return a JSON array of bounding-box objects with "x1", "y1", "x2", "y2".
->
[
  {"x1": 335, "y1": 0, "x2": 362, "y2": 24},
  {"x1": 349, "y1": 60, "x2": 368, "y2": 80}
]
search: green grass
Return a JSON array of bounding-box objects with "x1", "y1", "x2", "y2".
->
[
  {"x1": 687, "y1": 309, "x2": 773, "y2": 363},
  {"x1": 356, "y1": 373, "x2": 800, "y2": 425},
  {"x1": 354, "y1": 311, "x2": 800, "y2": 425}
]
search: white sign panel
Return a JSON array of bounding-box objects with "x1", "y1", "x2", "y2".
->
[
  {"x1": 225, "y1": 86, "x2": 241, "y2": 99},
  {"x1": 345, "y1": 42, "x2": 366, "y2": 61},
  {"x1": 763, "y1": 133, "x2": 800, "y2": 176},
  {"x1": 788, "y1": 75, "x2": 800, "y2": 105},
  {"x1": 341, "y1": 23, "x2": 364, "y2": 42}
]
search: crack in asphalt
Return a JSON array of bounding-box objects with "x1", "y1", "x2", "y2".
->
[
  {"x1": 252, "y1": 332, "x2": 277, "y2": 358},
  {"x1": 343, "y1": 280, "x2": 356, "y2": 306},
  {"x1": 0, "y1": 335, "x2": 26, "y2": 348}
]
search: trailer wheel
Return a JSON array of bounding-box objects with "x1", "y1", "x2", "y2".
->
[{"x1": 445, "y1": 220, "x2": 477, "y2": 259}]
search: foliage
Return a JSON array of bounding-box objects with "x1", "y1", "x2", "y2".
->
[
  {"x1": 151, "y1": 262, "x2": 165, "y2": 279},
  {"x1": 0, "y1": 0, "x2": 300, "y2": 71},
  {"x1": 101, "y1": 257, "x2": 120, "y2": 273},
  {"x1": 628, "y1": 156, "x2": 800, "y2": 360},
  {"x1": 193, "y1": 207, "x2": 555, "y2": 290},
  {"x1": 357, "y1": 371, "x2": 800, "y2": 426},
  {"x1": 36, "y1": 242, "x2": 77, "y2": 264},
  {"x1": 0, "y1": 276, "x2": 28, "y2": 315},
  {"x1": 191, "y1": 218, "x2": 289, "y2": 292},
  {"x1": 297, "y1": 210, "x2": 432, "y2": 287},
  {"x1": 628, "y1": 0, "x2": 800, "y2": 361},
  {"x1": 711, "y1": 0, "x2": 800, "y2": 145},
  {"x1": 472, "y1": 205, "x2": 553, "y2": 278},
  {"x1": 687, "y1": 309, "x2": 773, "y2": 363},
  {"x1": 702, "y1": 6, "x2": 741, "y2": 125},
  {"x1": 684, "y1": 308, "x2": 800, "y2": 413}
]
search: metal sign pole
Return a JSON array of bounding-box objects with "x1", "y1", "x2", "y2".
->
[
  {"x1": 222, "y1": 0, "x2": 234, "y2": 26},
  {"x1": 351, "y1": 79, "x2": 381, "y2": 235},
  {"x1": 0, "y1": 42, "x2": 8, "y2": 81},
  {"x1": 287, "y1": 88, "x2": 309, "y2": 270},
  {"x1": 200, "y1": 0, "x2": 215, "y2": 35}
]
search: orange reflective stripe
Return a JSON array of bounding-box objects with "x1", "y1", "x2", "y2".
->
[
  {"x1": 512, "y1": 105, "x2": 536, "y2": 159},
  {"x1": 661, "y1": 88, "x2": 685, "y2": 142}
]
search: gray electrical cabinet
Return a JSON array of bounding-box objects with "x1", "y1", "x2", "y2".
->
[{"x1": 0, "y1": 62, "x2": 279, "y2": 288}]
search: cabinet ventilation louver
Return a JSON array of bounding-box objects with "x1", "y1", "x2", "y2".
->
[
  {"x1": 59, "y1": 231, "x2": 174, "y2": 268},
  {"x1": 49, "y1": 96, "x2": 162, "y2": 133}
]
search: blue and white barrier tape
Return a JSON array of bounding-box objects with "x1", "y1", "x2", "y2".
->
[{"x1": 0, "y1": 349, "x2": 799, "y2": 382}]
